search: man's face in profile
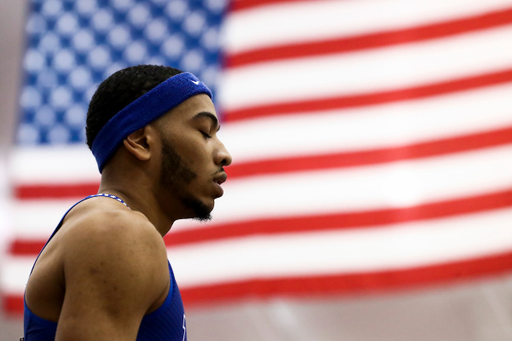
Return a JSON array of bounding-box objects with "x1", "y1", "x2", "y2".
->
[{"x1": 156, "y1": 94, "x2": 231, "y2": 221}]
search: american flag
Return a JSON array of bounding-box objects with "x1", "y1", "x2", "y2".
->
[{"x1": 3, "y1": 0, "x2": 512, "y2": 316}]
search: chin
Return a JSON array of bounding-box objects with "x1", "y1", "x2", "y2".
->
[{"x1": 182, "y1": 195, "x2": 213, "y2": 222}]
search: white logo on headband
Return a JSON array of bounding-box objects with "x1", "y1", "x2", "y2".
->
[{"x1": 190, "y1": 80, "x2": 200, "y2": 85}]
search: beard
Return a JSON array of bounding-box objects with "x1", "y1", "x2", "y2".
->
[{"x1": 160, "y1": 137, "x2": 212, "y2": 222}]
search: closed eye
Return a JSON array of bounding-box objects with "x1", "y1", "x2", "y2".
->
[{"x1": 201, "y1": 131, "x2": 212, "y2": 139}]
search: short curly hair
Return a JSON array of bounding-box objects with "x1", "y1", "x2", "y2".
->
[{"x1": 86, "y1": 65, "x2": 183, "y2": 149}]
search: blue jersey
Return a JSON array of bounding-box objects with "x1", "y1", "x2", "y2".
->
[{"x1": 23, "y1": 194, "x2": 187, "y2": 341}]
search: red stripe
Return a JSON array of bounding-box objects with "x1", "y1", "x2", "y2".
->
[
  {"x1": 14, "y1": 126, "x2": 512, "y2": 200},
  {"x1": 181, "y1": 251, "x2": 512, "y2": 305},
  {"x1": 14, "y1": 182, "x2": 99, "y2": 200},
  {"x1": 230, "y1": 0, "x2": 313, "y2": 12},
  {"x1": 227, "y1": 7, "x2": 512, "y2": 67},
  {"x1": 162, "y1": 189, "x2": 512, "y2": 247},
  {"x1": 225, "y1": 68, "x2": 512, "y2": 122},
  {"x1": 9, "y1": 239, "x2": 44, "y2": 256},
  {"x1": 2, "y1": 295, "x2": 24, "y2": 315},
  {"x1": 9, "y1": 189, "x2": 512, "y2": 256},
  {"x1": 227, "y1": 126, "x2": 512, "y2": 178},
  {"x1": 5, "y1": 251, "x2": 512, "y2": 314}
]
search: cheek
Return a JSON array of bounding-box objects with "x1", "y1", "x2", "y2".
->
[{"x1": 177, "y1": 139, "x2": 211, "y2": 171}]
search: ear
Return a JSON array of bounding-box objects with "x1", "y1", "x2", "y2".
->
[{"x1": 123, "y1": 126, "x2": 155, "y2": 162}]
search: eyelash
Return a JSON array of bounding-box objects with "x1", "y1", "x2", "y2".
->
[{"x1": 201, "y1": 131, "x2": 212, "y2": 139}]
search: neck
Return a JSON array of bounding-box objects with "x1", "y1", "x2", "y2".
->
[{"x1": 98, "y1": 166, "x2": 180, "y2": 238}]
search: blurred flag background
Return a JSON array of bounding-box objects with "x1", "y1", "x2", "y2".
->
[{"x1": 2, "y1": 0, "x2": 512, "y2": 340}]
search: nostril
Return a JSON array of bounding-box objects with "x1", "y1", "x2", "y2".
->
[{"x1": 221, "y1": 156, "x2": 232, "y2": 166}]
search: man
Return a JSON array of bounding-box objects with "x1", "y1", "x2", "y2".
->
[{"x1": 22, "y1": 65, "x2": 232, "y2": 340}]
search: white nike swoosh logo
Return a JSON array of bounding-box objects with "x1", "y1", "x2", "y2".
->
[{"x1": 191, "y1": 80, "x2": 200, "y2": 85}]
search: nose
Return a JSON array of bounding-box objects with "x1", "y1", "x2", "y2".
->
[{"x1": 215, "y1": 140, "x2": 232, "y2": 167}]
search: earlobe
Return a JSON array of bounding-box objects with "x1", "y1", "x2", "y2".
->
[{"x1": 123, "y1": 127, "x2": 152, "y2": 162}]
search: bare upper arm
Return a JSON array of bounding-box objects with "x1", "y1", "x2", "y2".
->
[{"x1": 55, "y1": 209, "x2": 168, "y2": 341}]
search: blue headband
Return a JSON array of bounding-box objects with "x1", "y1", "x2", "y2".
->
[{"x1": 91, "y1": 72, "x2": 213, "y2": 172}]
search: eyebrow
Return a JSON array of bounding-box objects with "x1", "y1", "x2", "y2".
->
[{"x1": 193, "y1": 111, "x2": 221, "y2": 131}]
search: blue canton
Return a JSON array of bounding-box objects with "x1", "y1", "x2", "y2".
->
[{"x1": 18, "y1": 0, "x2": 227, "y2": 145}]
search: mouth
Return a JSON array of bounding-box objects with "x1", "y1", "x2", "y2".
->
[
  {"x1": 212, "y1": 172, "x2": 227, "y2": 198},
  {"x1": 213, "y1": 173, "x2": 227, "y2": 185}
]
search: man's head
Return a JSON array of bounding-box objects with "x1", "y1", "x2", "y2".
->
[{"x1": 86, "y1": 65, "x2": 232, "y2": 221}]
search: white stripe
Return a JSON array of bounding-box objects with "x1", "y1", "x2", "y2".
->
[
  {"x1": 1, "y1": 255, "x2": 34, "y2": 293},
  {"x1": 169, "y1": 208, "x2": 512, "y2": 286},
  {"x1": 11, "y1": 145, "x2": 512, "y2": 234},
  {"x1": 11, "y1": 199, "x2": 76, "y2": 237},
  {"x1": 225, "y1": 0, "x2": 512, "y2": 53},
  {"x1": 9, "y1": 145, "x2": 99, "y2": 185},
  {"x1": 219, "y1": 25, "x2": 512, "y2": 110},
  {"x1": 5, "y1": 207, "x2": 512, "y2": 293},
  {"x1": 222, "y1": 83, "x2": 512, "y2": 163},
  {"x1": 202, "y1": 145, "x2": 512, "y2": 223}
]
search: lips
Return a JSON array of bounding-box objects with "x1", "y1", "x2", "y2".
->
[
  {"x1": 212, "y1": 172, "x2": 227, "y2": 197},
  {"x1": 213, "y1": 173, "x2": 227, "y2": 185}
]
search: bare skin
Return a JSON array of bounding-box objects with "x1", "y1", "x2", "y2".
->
[{"x1": 24, "y1": 94, "x2": 232, "y2": 341}]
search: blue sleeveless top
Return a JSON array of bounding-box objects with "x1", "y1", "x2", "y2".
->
[{"x1": 23, "y1": 194, "x2": 187, "y2": 341}]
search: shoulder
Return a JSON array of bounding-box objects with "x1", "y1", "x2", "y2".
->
[
  {"x1": 57, "y1": 198, "x2": 169, "y2": 304},
  {"x1": 61, "y1": 197, "x2": 165, "y2": 256}
]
